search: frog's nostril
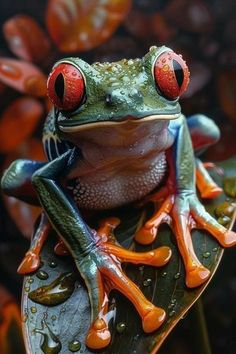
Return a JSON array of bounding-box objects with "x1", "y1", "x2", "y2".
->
[
  {"x1": 55, "y1": 73, "x2": 64, "y2": 101},
  {"x1": 105, "y1": 93, "x2": 113, "y2": 105}
]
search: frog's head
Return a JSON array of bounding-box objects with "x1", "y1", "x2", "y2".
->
[{"x1": 47, "y1": 46, "x2": 189, "y2": 139}]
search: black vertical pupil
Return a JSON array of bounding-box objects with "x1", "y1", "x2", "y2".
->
[
  {"x1": 173, "y1": 59, "x2": 184, "y2": 88},
  {"x1": 55, "y1": 73, "x2": 65, "y2": 101}
]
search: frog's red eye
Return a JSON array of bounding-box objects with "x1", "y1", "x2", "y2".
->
[
  {"x1": 47, "y1": 62, "x2": 85, "y2": 111},
  {"x1": 153, "y1": 51, "x2": 190, "y2": 100}
]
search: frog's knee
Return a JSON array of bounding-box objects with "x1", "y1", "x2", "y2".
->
[{"x1": 188, "y1": 114, "x2": 220, "y2": 150}]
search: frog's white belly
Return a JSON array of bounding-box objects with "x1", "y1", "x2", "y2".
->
[{"x1": 70, "y1": 152, "x2": 167, "y2": 210}]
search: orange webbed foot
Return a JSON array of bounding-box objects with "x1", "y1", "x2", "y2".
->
[
  {"x1": 78, "y1": 216, "x2": 171, "y2": 350},
  {"x1": 135, "y1": 188, "x2": 236, "y2": 289}
]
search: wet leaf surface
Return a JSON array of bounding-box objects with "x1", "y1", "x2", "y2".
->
[{"x1": 22, "y1": 157, "x2": 236, "y2": 353}]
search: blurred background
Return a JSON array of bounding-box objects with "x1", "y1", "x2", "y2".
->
[{"x1": 0, "y1": 1, "x2": 235, "y2": 353}]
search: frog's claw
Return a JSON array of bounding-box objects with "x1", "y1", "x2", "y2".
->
[
  {"x1": 18, "y1": 213, "x2": 50, "y2": 274},
  {"x1": 135, "y1": 192, "x2": 236, "y2": 288},
  {"x1": 78, "y1": 217, "x2": 171, "y2": 350}
]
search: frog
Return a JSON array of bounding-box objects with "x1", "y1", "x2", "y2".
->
[{"x1": 2, "y1": 45, "x2": 236, "y2": 350}]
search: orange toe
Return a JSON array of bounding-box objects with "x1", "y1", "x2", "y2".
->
[
  {"x1": 220, "y1": 230, "x2": 236, "y2": 247},
  {"x1": 86, "y1": 319, "x2": 111, "y2": 350},
  {"x1": 142, "y1": 307, "x2": 166, "y2": 333},
  {"x1": 135, "y1": 226, "x2": 157, "y2": 245},
  {"x1": 149, "y1": 246, "x2": 172, "y2": 267},
  {"x1": 17, "y1": 251, "x2": 40, "y2": 274},
  {"x1": 200, "y1": 186, "x2": 223, "y2": 199},
  {"x1": 185, "y1": 265, "x2": 211, "y2": 288}
]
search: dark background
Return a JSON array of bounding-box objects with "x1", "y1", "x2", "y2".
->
[{"x1": 0, "y1": 1, "x2": 236, "y2": 353}]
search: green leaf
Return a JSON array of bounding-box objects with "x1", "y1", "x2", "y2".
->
[{"x1": 22, "y1": 157, "x2": 236, "y2": 354}]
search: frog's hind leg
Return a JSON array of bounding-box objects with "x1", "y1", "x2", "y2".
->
[
  {"x1": 84, "y1": 217, "x2": 171, "y2": 349},
  {"x1": 17, "y1": 213, "x2": 51, "y2": 274},
  {"x1": 187, "y1": 114, "x2": 223, "y2": 199}
]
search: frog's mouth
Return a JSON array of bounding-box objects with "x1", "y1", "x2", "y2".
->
[{"x1": 58, "y1": 113, "x2": 181, "y2": 133}]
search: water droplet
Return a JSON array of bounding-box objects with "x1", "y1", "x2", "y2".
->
[
  {"x1": 169, "y1": 310, "x2": 176, "y2": 317},
  {"x1": 68, "y1": 339, "x2": 81, "y2": 352},
  {"x1": 174, "y1": 272, "x2": 181, "y2": 279},
  {"x1": 212, "y1": 247, "x2": 218, "y2": 252},
  {"x1": 29, "y1": 272, "x2": 77, "y2": 306},
  {"x1": 162, "y1": 272, "x2": 167, "y2": 277},
  {"x1": 116, "y1": 322, "x2": 126, "y2": 333},
  {"x1": 51, "y1": 315, "x2": 57, "y2": 321},
  {"x1": 25, "y1": 286, "x2": 30, "y2": 292},
  {"x1": 148, "y1": 338, "x2": 157, "y2": 350},
  {"x1": 30, "y1": 306, "x2": 37, "y2": 314},
  {"x1": 35, "y1": 320, "x2": 62, "y2": 354},
  {"x1": 49, "y1": 261, "x2": 57, "y2": 268},
  {"x1": 28, "y1": 277, "x2": 34, "y2": 284},
  {"x1": 203, "y1": 251, "x2": 211, "y2": 258},
  {"x1": 217, "y1": 215, "x2": 231, "y2": 226},
  {"x1": 143, "y1": 278, "x2": 152, "y2": 287},
  {"x1": 168, "y1": 298, "x2": 177, "y2": 309},
  {"x1": 22, "y1": 313, "x2": 28, "y2": 322},
  {"x1": 60, "y1": 306, "x2": 66, "y2": 313},
  {"x1": 163, "y1": 64, "x2": 169, "y2": 72},
  {"x1": 215, "y1": 201, "x2": 236, "y2": 218},
  {"x1": 36, "y1": 270, "x2": 49, "y2": 280}
]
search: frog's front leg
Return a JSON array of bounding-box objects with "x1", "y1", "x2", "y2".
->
[
  {"x1": 188, "y1": 114, "x2": 223, "y2": 199},
  {"x1": 1, "y1": 160, "x2": 52, "y2": 273},
  {"x1": 135, "y1": 115, "x2": 236, "y2": 288},
  {"x1": 32, "y1": 148, "x2": 172, "y2": 350}
]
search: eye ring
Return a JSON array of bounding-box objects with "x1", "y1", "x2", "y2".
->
[
  {"x1": 153, "y1": 50, "x2": 190, "y2": 100},
  {"x1": 47, "y1": 61, "x2": 86, "y2": 112}
]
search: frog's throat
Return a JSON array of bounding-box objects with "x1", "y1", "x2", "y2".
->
[{"x1": 58, "y1": 113, "x2": 181, "y2": 133}]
